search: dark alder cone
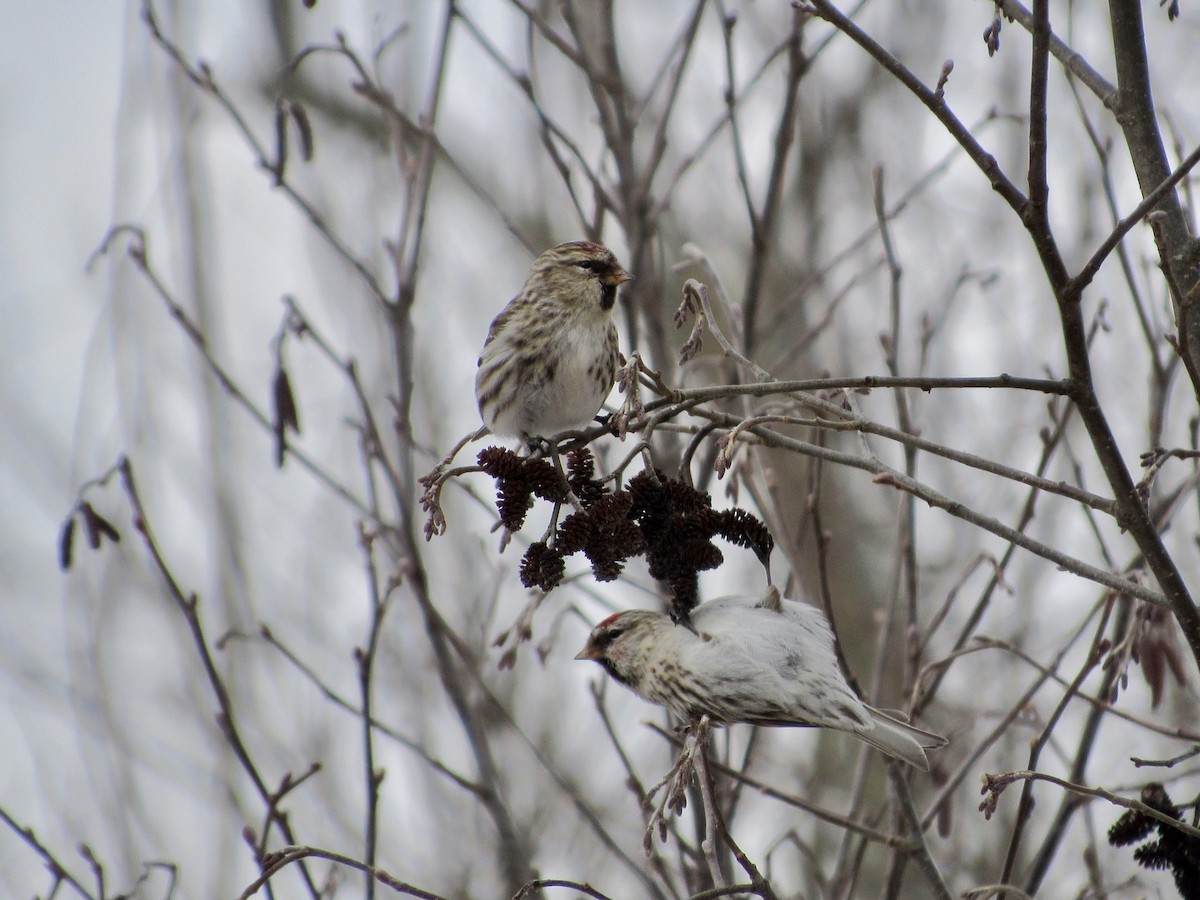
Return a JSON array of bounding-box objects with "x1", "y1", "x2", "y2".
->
[
  {"x1": 626, "y1": 470, "x2": 680, "y2": 550},
  {"x1": 479, "y1": 447, "x2": 568, "y2": 530},
  {"x1": 566, "y1": 448, "x2": 606, "y2": 509},
  {"x1": 1108, "y1": 783, "x2": 1200, "y2": 899},
  {"x1": 553, "y1": 511, "x2": 591, "y2": 557},
  {"x1": 667, "y1": 574, "x2": 699, "y2": 618},
  {"x1": 478, "y1": 446, "x2": 526, "y2": 479},
  {"x1": 715, "y1": 508, "x2": 775, "y2": 565},
  {"x1": 1109, "y1": 805, "x2": 1156, "y2": 847},
  {"x1": 486, "y1": 454, "x2": 774, "y2": 623},
  {"x1": 520, "y1": 542, "x2": 565, "y2": 591},
  {"x1": 495, "y1": 483, "x2": 535, "y2": 532},
  {"x1": 626, "y1": 470, "x2": 772, "y2": 622},
  {"x1": 555, "y1": 491, "x2": 644, "y2": 582},
  {"x1": 651, "y1": 508, "x2": 724, "y2": 578}
]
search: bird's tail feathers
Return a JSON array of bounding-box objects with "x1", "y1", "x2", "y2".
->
[{"x1": 858, "y1": 706, "x2": 948, "y2": 770}]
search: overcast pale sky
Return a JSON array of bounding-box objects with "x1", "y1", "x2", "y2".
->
[{"x1": 3, "y1": 1, "x2": 126, "y2": 535}]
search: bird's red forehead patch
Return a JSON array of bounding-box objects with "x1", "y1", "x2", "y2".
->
[{"x1": 596, "y1": 611, "x2": 626, "y2": 629}]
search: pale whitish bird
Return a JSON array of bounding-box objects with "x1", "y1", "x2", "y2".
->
[
  {"x1": 475, "y1": 241, "x2": 631, "y2": 441},
  {"x1": 576, "y1": 588, "x2": 948, "y2": 769}
]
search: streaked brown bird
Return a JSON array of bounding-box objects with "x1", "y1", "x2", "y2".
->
[{"x1": 475, "y1": 241, "x2": 630, "y2": 441}]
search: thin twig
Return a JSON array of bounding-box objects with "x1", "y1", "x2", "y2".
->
[
  {"x1": 692, "y1": 727, "x2": 727, "y2": 891},
  {"x1": 238, "y1": 846, "x2": 446, "y2": 900},
  {"x1": 0, "y1": 806, "x2": 98, "y2": 900},
  {"x1": 980, "y1": 770, "x2": 1200, "y2": 842},
  {"x1": 887, "y1": 761, "x2": 952, "y2": 900}
]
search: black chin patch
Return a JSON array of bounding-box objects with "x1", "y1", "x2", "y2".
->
[
  {"x1": 600, "y1": 657, "x2": 634, "y2": 688},
  {"x1": 599, "y1": 282, "x2": 617, "y2": 310}
]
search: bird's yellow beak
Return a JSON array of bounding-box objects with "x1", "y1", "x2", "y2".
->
[
  {"x1": 575, "y1": 645, "x2": 602, "y2": 661},
  {"x1": 604, "y1": 268, "x2": 632, "y2": 287}
]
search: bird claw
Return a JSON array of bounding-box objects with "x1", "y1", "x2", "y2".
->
[{"x1": 523, "y1": 435, "x2": 555, "y2": 457}]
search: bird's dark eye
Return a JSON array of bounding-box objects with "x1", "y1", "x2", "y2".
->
[{"x1": 577, "y1": 260, "x2": 597, "y2": 271}]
